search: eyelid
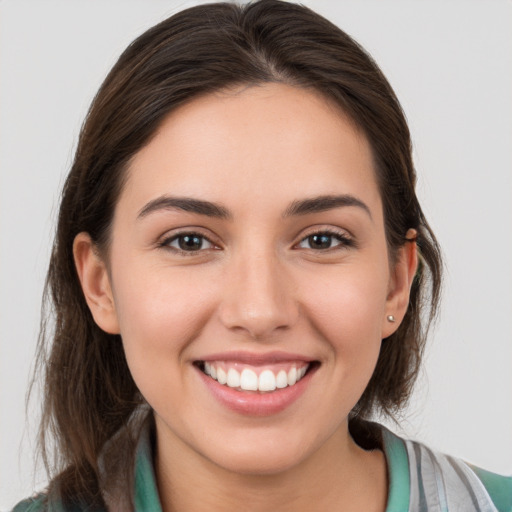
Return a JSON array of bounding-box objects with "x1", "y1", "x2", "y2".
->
[
  {"x1": 293, "y1": 226, "x2": 355, "y2": 250},
  {"x1": 168, "y1": 234, "x2": 214, "y2": 250},
  {"x1": 157, "y1": 227, "x2": 222, "y2": 252}
]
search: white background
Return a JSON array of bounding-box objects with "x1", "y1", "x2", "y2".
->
[{"x1": 1, "y1": 0, "x2": 511, "y2": 508}]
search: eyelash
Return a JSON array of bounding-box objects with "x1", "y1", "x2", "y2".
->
[
  {"x1": 159, "y1": 228, "x2": 355, "y2": 256},
  {"x1": 158, "y1": 231, "x2": 218, "y2": 256},
  {"x1": 295, "y1": 229, "x2": 355, "y2": 251}
]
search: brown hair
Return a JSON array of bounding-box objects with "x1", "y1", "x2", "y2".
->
[{"x1": 33, "y1": 0, "x2": 442, "y2": 506}]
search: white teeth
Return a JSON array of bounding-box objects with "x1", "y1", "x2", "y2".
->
[
  {"x1": 202, "y1": 362, "x2": 311, "y2": 392},
  {"x1": 217, "y1": 367, "x2": 227, "y2": 385},
  {"x1": 258, "y1": 370, "x2": 276, "y2": 392},
  {"x1": 276, "y1": 370, "x2": 288, "y2": 389},
  {"x1": 240, "y1": 369, "x2": 258, "y2": 391},
  {"x1": 227, "y1": 368, "x2": 240, "y2": 388}
]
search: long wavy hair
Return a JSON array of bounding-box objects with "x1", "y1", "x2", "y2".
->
[{"x1": 32, "y1": 0, "x2": 442, "y2": 507}]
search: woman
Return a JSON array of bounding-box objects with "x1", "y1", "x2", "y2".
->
[{"x1": 12, "y1": 1, "x2": 511, "y2": 511}]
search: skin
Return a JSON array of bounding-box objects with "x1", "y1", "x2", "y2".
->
[{"x1": 74, "y1": 83, "x2": 417, "y2": 511}]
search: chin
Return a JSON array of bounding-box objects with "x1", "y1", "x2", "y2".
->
[
  {"x1": 214, "y1": 452, "x2": 304, "y2": 477},
  {"x1": 202, "y1": 433, "x2": 313, "y2": 476}
]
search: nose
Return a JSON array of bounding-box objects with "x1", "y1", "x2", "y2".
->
[{"x1": 218, "y1": 248, "x2": 299, "y2": 340}]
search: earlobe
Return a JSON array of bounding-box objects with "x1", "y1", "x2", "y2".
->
[
  {"x1": 73, "y1": 232, "x2": 120, "y2": 334},
  {"x1": 382, "y1": 229, "x2": 418, "y2": 339}
]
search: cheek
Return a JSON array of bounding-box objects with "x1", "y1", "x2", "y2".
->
[
  {"x1": 291, "y1": 264, "x2": 390, "y2": 424},
  {"x1": 110, "y1": 263, "x2": 217, "y2": 373},
  {"x1": 302, "y1": 264, "x2": 389, "y2": 354}
]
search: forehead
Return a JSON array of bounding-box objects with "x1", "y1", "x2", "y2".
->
[{"x1": 121, "y1": 83, "x2": 381, "y2": 218}]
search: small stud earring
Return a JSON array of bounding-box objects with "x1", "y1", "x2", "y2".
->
[{"x1": 387, "y1": 315, "x2": 395, "y2": 323}]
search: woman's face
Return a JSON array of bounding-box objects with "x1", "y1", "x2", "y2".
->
[{"x1": 79, "y1": 83, "x2": 413, "y2": 475}]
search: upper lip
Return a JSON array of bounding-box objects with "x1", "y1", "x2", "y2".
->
[{"x1": 197, "y1": 350, "x2": 316, "y2": 365}]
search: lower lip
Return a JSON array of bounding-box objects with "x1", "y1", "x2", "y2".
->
[{"x1": 196, "y1": 366, "x2": 315, "y2": 416}]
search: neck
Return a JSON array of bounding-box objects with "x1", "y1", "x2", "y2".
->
[{"x1": 155, "y1": 420, "x2": 388, "y2": 512}]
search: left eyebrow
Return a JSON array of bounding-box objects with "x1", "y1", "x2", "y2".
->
[{"x1": 283, "y1": 194, "x2": 372, "y2": 220}]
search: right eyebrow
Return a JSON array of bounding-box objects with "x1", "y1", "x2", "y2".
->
[{"x1": 137, "y1": 195, "x2": 232, "y2": 220}]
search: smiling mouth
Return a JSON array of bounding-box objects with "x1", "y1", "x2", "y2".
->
[{"x1": 195, "y1": 361, "x2": 318, "y2": 393}]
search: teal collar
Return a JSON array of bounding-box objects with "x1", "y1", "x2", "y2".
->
[
  {"x1": 381, "y1": 426, "x2": 411, "y2": 512},
  {"x1": 133, "y1": 422, "x2": 163, "y2": 512}
]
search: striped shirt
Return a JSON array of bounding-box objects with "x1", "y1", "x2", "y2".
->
[{"x1": 382, "y1": 427, "x2": 512, "y2": 511}]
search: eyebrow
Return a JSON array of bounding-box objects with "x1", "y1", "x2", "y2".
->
[
  {"x1": 138, "y1": 195, "x2": 232, "y2": 220},
  {"x1": 137, "y1": 193, "x2": 371, "y2": 221},
  {"x1": 283, "y1": 194, "x2": 372, "y2": 220}
]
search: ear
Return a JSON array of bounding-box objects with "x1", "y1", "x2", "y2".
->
[
  {"x1": 73, "y1": 232, "x2": 120, "y2": 334},
  {"x1": 381, "y1": 229, "x2": 418, "y2": 339}
]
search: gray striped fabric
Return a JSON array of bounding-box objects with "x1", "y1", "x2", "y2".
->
[{"x1": 404, "y1": 438, "x2": 499, "y2": 512}]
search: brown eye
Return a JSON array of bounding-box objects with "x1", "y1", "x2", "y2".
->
[
  {"x1": 165, "y1": 233, "x2": 214, "y2": 252},
  {"x1": 178, "y1": 234, "x2": 203, "y2": 251},
  {"x1": 297, "y1": 231, "x2": 354, "y2": 251},
  {"x1": 307, "y1": 234, "x2": 333, "y2": 249}
]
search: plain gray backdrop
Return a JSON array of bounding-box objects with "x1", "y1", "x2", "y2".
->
[{"x1": 1, "y1": 0, "x2": 511, "y2": 508}]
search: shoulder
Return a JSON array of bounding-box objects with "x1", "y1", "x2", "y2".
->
[
  {"x1": 11, "y1": 494, "x2": 46, "y2": 512},
  {"x1": 465, "y1": 464, "x2": 512, "y2": 512},
  {"x1": 381, "y1": 426, "x2": 512, "y2": 512},
  {"x1": 11, "y1": 492, "x2": 107, "y2": 512},
  {"x1": 11, "y1": 413, "x2": 154, "y2": 512}
]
